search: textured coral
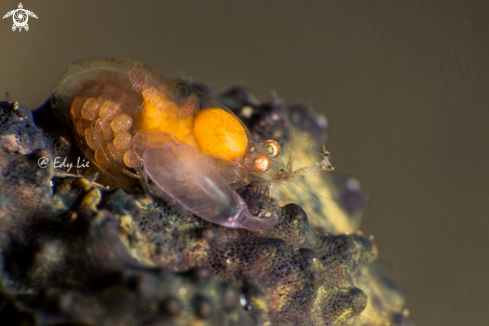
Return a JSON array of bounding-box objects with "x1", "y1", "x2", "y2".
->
[{"x1": 0, "y1": 81, "x2": 414, "y2": 326}]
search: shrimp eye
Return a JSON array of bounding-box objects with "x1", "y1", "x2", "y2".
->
[
  {"x1": 264, "y1": 140, "x2": 281, "y2": 158},
  {"x1": 253, "y1": 155, "x2": 271, "y2": 172}
]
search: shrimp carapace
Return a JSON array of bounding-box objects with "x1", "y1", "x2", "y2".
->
[{"x1": 51, "y1": 58, "x2": 282, "y2": 231}]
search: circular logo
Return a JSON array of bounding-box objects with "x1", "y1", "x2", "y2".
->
[
  {"x1": 38, "y1": 157, "x2": 49, "y2": 168},
  {"x1": 13, "y1": 10, "x2": 27, "y2": 27}
]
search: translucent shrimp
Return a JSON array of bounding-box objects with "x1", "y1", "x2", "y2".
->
[{"x1": 51, "y1": 58, "x2": 282, "y2": 231}]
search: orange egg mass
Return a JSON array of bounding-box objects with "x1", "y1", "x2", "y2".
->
[
  {"x1": 193, "y1": 108, "x2": 248, "y2": 161},
  {"x1": 136, "y1": 88, "x2": 199, "y2": 149}
]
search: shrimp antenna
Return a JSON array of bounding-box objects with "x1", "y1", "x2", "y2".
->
[
  {"x1": 272, "y1": 144, "x2": 334, "y2": 181},
  {"x1": 268, "y1": 143, "x2": 334, "y2": 201}
]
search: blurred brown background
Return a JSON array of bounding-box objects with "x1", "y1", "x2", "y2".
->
[{"x1": 1, "y1": 1, "x2": 487, "y2": 325}]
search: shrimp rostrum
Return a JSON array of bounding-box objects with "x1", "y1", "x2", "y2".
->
[{"x1": 50, "y1": 58, "x2": 332, "y2": 231}]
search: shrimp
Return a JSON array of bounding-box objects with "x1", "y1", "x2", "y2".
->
[{"x1": 51, "y1": 58, "x2": 286, "y2": 231}]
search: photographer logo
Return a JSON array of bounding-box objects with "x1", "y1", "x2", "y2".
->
[{"x1": 3, "y1": 3, "x2": 38, "y2": 32}]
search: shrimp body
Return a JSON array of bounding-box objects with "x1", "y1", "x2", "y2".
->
[{"x1": 51, "y1": 58, "x2": 280, "y2": 231}]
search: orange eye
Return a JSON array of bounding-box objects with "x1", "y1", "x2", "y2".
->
[
  {"x1": 253, "y1": 155, "x2": 271, "y2": 172},
  {"x1": 264, "y1": 140, "x2": 281, "y2": 158}
]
